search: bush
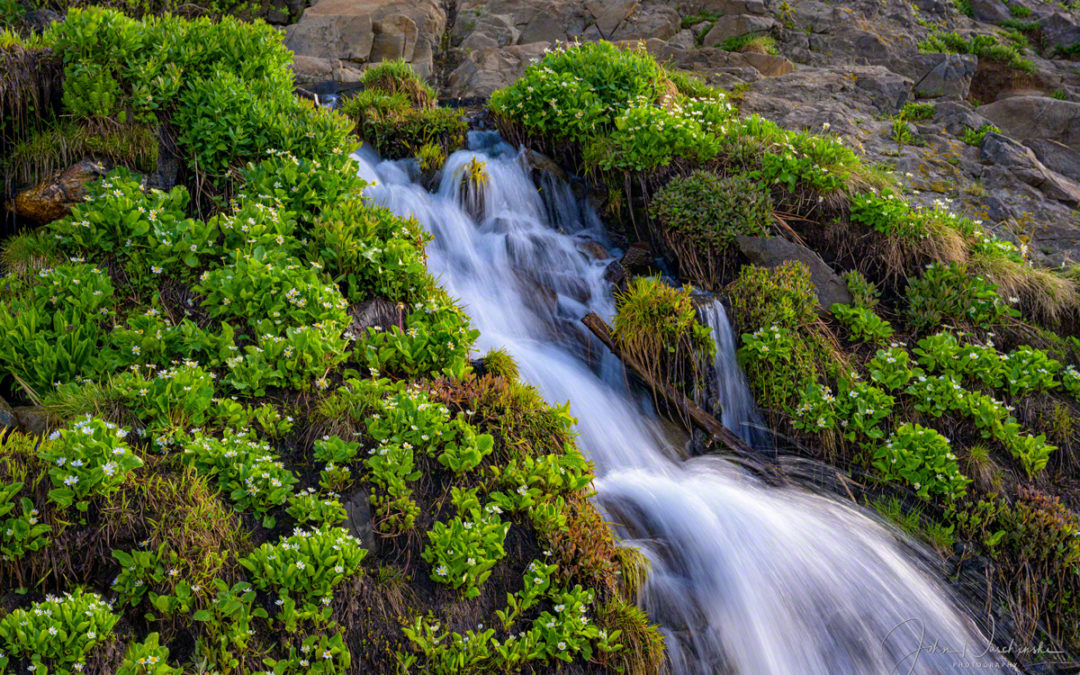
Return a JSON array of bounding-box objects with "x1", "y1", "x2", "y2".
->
[
  {"x1": 39, "y1": 415, "x2": 142, "y2": 515},
  {"x1": 918, "y1": 31, "x2": 1034, "y2": 73},
  {"x1": 961, "y1": 124, "x2": 1001, "y2": 146},
  {"x1": 0, "y1": 589, "x2": 119, "y2": 672},
  {"x1": 612, "y1": 277, "x2": 715, "y2": 398},
  {"x1": 904, "y1": 262, "x2": 1019, "y2": 330},
  {"x1": 361, "y1": 58, "x2": 435, "y2": 108},
  {"x1": 341, "y1": 90, "x2": 465, "y2": 160},
  {"x1": 649, "y1": 170, "x2": 773, "y2": 289},
  {"x1": 873, "y1": 423, "x2": 970, "y2": 502},
  {"x1": 831, "y1": 303, "x2": 895, "y2": 345},
  {"x1": 727, "y1": 261, "x2": 819, "y2": 330}
]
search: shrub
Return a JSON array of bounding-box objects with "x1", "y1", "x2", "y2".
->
[
  {"x1": 238, "y1": 149, "x2": 365, "y2": 229},
  {"x1": 849, "y1": 190, "x2": 927, "y2": 239},
  {"x1": 873, "y1": 424, "x2": 970, "y2": 502},
  {"x1": 612, "y1": 277, "x2": 716, "y2": 398},
  {"x1": 360, "y1": 58, "x2": 435, "y2": 108},
  {"x1": 918, "y1": 31, "x2": 1034, "y2": 73},
  {"x1": 584, "y1": 102, "x2": 721, "y2": 172},
  {"x1": 0, "y1": 481, "x2": 50, "y2": 562},
  {"x1": 901, "y1": 102, "x2": 936, "y2": 121},
  {"x1": 341, "y1": 90, "x2": 465, "y2": 160},
  {"x1": 727, "y1": 261, "x2": 819, "y2": 330},
  {"x1": 843, "y1": 270, "x2": 880, "y2": 309},
  {"x1": 649, "y1": 170, "x2": 773, "y2": 289},
  {"x1": 38, "y1": 415, "x2": 142, "y2": 514},
  {"x1": 0, "y1": 589, "x2": 119, "y2": 672},
  {"x1": 904, "y1": 262, "x2": 1019, "y2": 330},
  {"x1": 961, "y1": 124, "x2": 1001, "y2": 146},
  {"x1": 831, "y1": 304, "x2": 895, "y2": 345}
]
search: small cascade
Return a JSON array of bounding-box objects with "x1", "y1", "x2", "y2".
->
[
  {"x1": 351, "y1": 133, "x2": 1012, "y2": 674},
  {"x1": 697, "y1": 299, "x2": 771, "y2": 451}
]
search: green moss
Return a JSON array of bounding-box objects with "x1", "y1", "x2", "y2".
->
[
  {"x1": 649, "y1": 170, "x2": 773, "y2": 290},
  {"x1": 481, "y1": 347, "x2": 519, "y2": 380},
  {"x1": 4, "y1": 119, "x2": 158, "y2": 185}
]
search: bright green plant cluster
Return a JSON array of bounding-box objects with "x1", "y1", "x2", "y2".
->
[
  {"x1": 649, "y1": 170, "x2": 773, "y2": 288},
  {"x1": 0, "y1": 481, "x2": 50, "y2": 562},
  {"x1": 919, "y1": 31, "x2": 1035, "y2": 72},
  {"x1": 961, "y1": 124, "x2": 1002, "y2": 146},
  {"x1": 112, "y1": 363, "x2": 216, "y2": 435},
  {"x1": 182, "y1": 429, "x2": 298, "y2": 527},
  {"x1": 286, "y1": 488, "x2": 347, "y2": 527},
  {"x1": 831, "y1": 303, "x2": 895, "y2": 345},
  {"x1": 422, "y1": 487, "x2": 510, "y2": 598},
  {"x1": 0, "y1": 261, "x2": 115, "y2": 395},
  {"x1": 873, "y1": 424, "x2": 971, "y2": 502},
  {"x1": 849, "y1": 190, "x2": 928, "y2": 239},
  {"x1": 117, "y1": 632, "x2": 179, "y2": 675},
  {"x1": 843, "y1": 270, "x2": 881, "y2": 309},
  {"x1": 0, "y1": 589, "x2": 119, "y2": 673},
  {"x1": 359, "y1": 291, "x2": 479, "y2": 379},
  {"x1": 239, "y1": 527, "x2": 366, "y2": 623},
  {"x1": 38, "y1": 415, "x2": 142, "y2": 514},
  {"x1": 340, "y1": 87, "x2": 465, "y2": 160},
  {"x1": 905, "y1": 262, "x2": 1019, "y2": 330},
  {"x1": 264, "y1": 632, "x2": 351, "y2": 674},
  {"x1": 793, "y1": 375, "x2": 896, "y2": 442}
]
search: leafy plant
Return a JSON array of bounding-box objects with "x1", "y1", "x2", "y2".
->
[
  {"x1": 831, "y1": 303, "x2": 895, "y2": 345},
  {"x1": 422, "y1": 487, "x2": 510, "y2": 598},
  {"x1": 117, "y1": 632, "x2": 180, "y2": 675},
  {"x1": 38, "y1": 415, "x2": 142, "y2": 514},
  {"x1": 0, "y1": 589, "x2": 119, "y2": 672},
  {"x1": 904, "y1": 262, "x2": 1018, "y2": 330},
  {"x1": 873, "y1": 424, "x2": 970, "y2": 501},
  {"x1": 0, "y1": 481, "x2": 50, "y2": 562},
  {"x1": 961, "y1": 124, "x2": 1001, "y2": 146}
]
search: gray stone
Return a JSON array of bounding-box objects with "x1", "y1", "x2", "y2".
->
[
  {"x1": 934, "y1": 100, "x2": 993, "y2": 136},
  {"x1": 915, "y1": 53, "x2": 976, "y2": 99},
  {"x1": 14, "y1": 407, "x2": 49, "y2": 436},
  {"x1": 343, "y1": 490, "x2": 376, "y2": 553},
  {"x1": 1040, "y1": 12, "x2": 1080, "y2": 52},
  {"x1": 734, "y1": 236, "x2": 852, "y2": 311},
  {"x1": 1026, "y1": 139, "x2": 1080, "y2": 184},
  {"x1": 969, "y1": 0, "x2": 1011, "y2": 23},
  {"x1": 445, "y1": 42, "x2": 550, "y2": 98},
  {"x1": 369, "y1": 14, "x2": 420, "y2": 63},
  {"x1": 668, "y1": 29, "x2": 698, "y2": 50},
  {"x1": 702, "y1": 15, "x2": 778, "y2": 47},
  {"x1": 610, "y1": 4, "x2": 681, "y2": 41},
  {"x1": 0, "y1": 398, "x2": 17, "y2": 433},
  {"x1": 586, "y1": 0, "x2": 638, "y2": 37},
  {"x1": 981, "y1": 133, "x2": 1080, "y2": 207},
  {"x1": 978, "y1": 96, "x2": 1080, "y2": 152},
  {"x1": 285, "y1": 12, "x2": 374, "y2": 62}
]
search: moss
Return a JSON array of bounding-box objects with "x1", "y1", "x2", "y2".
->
[
  {"x1": 594, "y1": 598, "x2": 666, "y2": 675},
  {"x1": 480, "y1": 347, "x2": 518, "y2": 381},
  {"x1": 5, "y1": 119, "x2": 158, "y2": 186}
]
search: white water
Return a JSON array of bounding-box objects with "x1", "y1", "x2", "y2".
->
[{"x1": 354, "y1": 133, "x2": 1010, "y2": 674}]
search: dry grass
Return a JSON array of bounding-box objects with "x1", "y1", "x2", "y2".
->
[{"x1": 973, "y1": 253, "x2": 1080, "y2": 330}]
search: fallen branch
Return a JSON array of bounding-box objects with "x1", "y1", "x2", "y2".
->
[{"x1": 582, "y1": 312, "x2": 782, "y2": 482}]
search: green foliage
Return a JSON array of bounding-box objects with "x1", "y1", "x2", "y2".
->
[
  {"x1": 728, "y1": 261, "x2": 819, "y2": 330},
  {"x1": 874, "y1": 423, "x2": 970, "y2": 501},
  {"x1": 422, "y1": 487, "x2": 510, "y2": 598},
  {"x1": 585, "y1": 101, "x2": 723, "y2": 172},
  {"x1": 239, "y1": 526, "x2": 366, "y2": 612},
  {"x1": 1008, "y1": 4, "x2": 1032, "y2": 18},
  {"x1": 117, "y1": 632, "x2": 179, "y2": 675},
  {"x1": 649, "y1": 170, "x2": 773, "y2": 289},
  {"x1": 182, "y1": 429, "x2": 298, "y2": 527},
  {"x1": 793, "y1": 376, "x2": 894, "y2": 442},
  {"x1": 0, "y1": 261, "x2": 115, "y2": 396},
  {"x1": 360, "y1": 58, "x2": 435, "y2": 108},
  {"x1": 831, "y1": 303, "x2": 895, "y2": 345},
  {"x1": 482, "y1": 347, "x2": 519, "y2": 380},
  {"x1": 264, "y1": 632, "x2": 351, "y2": 673},
  {"x1": 286, "y1": 489, "x2": 347, "y2": 527},
  {"x1": 0, "y1": 589, "x2": 119, "y2": 672},
  {"x1": 720, "y1": 33, "x2": 778, "y2": 54},
  {"x1": 961, "y1": 123, "x2": 1001, "y2": 146},
  {"x1": 238, "y1": 149, "x2": 366, "y2": 228},
  {"x1": 868, "y1": 345, "x2": 917, "y2": 391},
  {"x1": 904, "y1": 262, "x2": 1019, "y2": 330},
  {"x1": 952, "y1": 0, "x2": 974, "y2": 17},
  {"x1": 843, "y1": 270, "x2": 881, "y2": 310},
  {"x1": 0, "y1": 481, "x2": 50, "y2": 562},
  {"x1": 111, "y1": 363, "x2": 216, "y2": 435},
  {"x1": 901, "y1": 102, "x2": 936, "y2": 121},
  {"x1": 341, "y1": 90, "x2": 465, "y2": 160},
  {"x1": 848, "y1": 190, "x2": 929, "y2": 239},
  {"x1": 919, "y1": 31, "x2": 1034, "y2": 73},
  {"x1": 39, "y1": 415, "x2": 142, "y2": 514}
]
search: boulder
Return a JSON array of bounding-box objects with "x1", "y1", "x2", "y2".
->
[
  {"x1": 668, "y1": 29, "x2": 698, "y2": 50},
  {"x1": 914, "y1": 53, "x2": 976, "y2": 99},
  {"x1": 969, "y1": 0, "x2": 1011, "y2": 23},
  {"x1": 343, "y1": 489, "x2": 376, "y2": 553},
  {"x1": 14, "y1": 406, "x2": 49, "y2": 436},
  {"x1": 1025, "y1": 139, "x2": 1080, "y2": 184},
  {"x1": 446, "y1": 42, "x2": 550, "y2": 99},
  {"x1": 603, "y1": 241, "x2": 657, "y2": 287},
  {"x1": 609, "y1": 4, "x2": 681, "y2": 41},
  {"x1": 586, "y1": 0, "x2": 638, "y2": 37},
  {"x1": 981, "y1": 133, "x2": 1080, "y2": 207},
  {"x1": 647, "y1": 43, "x2": 793, "y2": 78},
  {"x1": 351, "y1": 298, "x2": 405, "y2": 334},
  {"x1": 9, "y1": 159, "x2": 109, "y2": 226},
  {"x1": 285, "y1": 0, "x2": 444, "y2": 72},
  {"x1": 1040, "y1": 12, "x2": 1080, "y2": 53},
  {"x1": 701, "y1": 15, "x2": 778, "y2": 47},
  {"x1": 734, "y1": 236, "x2": 852, "y2": 311},
  {"x1": 977, "y1": 96, "x2": 1080, "y2": 152}
]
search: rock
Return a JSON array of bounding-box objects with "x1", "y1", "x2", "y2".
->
[
  {"x1": 350, "y1": 298, "x2": 405, "y2": 335},
  {"x1": 914, "y1": 53, "x2": 976, "y2": 99},
  {"x1": 968, "y1": 0, "x2": 1011, "y2": 23},
  {"x1": 603, "y1": 241, "x2": 656, "y2": 287},
  {"x1": 977, "y1": 96, "x2": 1080, "y2": 152},
  {"x1": 646, "y1": 43, "x2": 793, "y2": 78},
  {"x1": 701, "y1": 15, "x2": 777, "y2": 47},
  {"x1": 0, "y1": 398, "x2": 17, "y2": 433},
  {"x1": 343, "y1": 490, "x2": 376, "y2": 553},
  {"x1": 285, "y1": 0, "x2": 444, "y2": 73},
  {"x1": 446, "y1": 42, "x2": 550, "y2": 98},
  {"x1": 610, "y1": 4, "x2": 681, "y2": 41},
  {"x1": 577, "y1": 239, "x2": 611, "y2": 261},
  {"x1": 21, "y1": 8, "x2": 60, "y2": 33},
  {"x1": 981, "y1": 133, "x2": 1080, "y2": 207},
  {"x1": 734, "y1": 236, "x2": 852, "y2": 311},
  {"x1": 14, "y1": 406, "x2": 49, "y2": 436},
  {"x1": 668, "y1": 29, "x2": 698, "y2": 50},
  {"x1": 1025, "y1": 139, "x2": 1080, "y2": 184},
  {"x1": 676, "y1": 0, "x2": 766, "y2": 14},
  {"x1": 934, "y1": 100, "x2": 994, "y2": 136},
  {"x1": 9, "y1": 159, "x2": 109, "y2": 225},
  {"x1": 1040, "y1": 12, "x2": 1080, "y2": 53},
  {"x1": 586, "y1": 0, "x2": 638, "y2": 37}
]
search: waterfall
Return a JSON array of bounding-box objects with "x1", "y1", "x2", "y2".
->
[
  {"x1": 352, "y1": 132, "x2": 1012, "y2": 674},
  {"x1": 697, "y1": 299, "x2": 771, "y2": 451}
]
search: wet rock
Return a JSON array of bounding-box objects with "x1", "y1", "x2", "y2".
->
[
  {"x1": 577, "y1": 239, "x2": 611, "y2": 261},
  {"x1": 14, "y1": 406, "x2": 50, "y2": 436},
  {"x1": 977, "y1": 97, "x2": 1080, "y2": 152},
  {"x1": 981, "y1": 133, "x2": 1080, "y2": 207},
  {"x1": 701, "y1": 15, "x2": 777, "y2": 47},
  {"x1": 0, "y1": 398, "x2": 17, "y2": 433},
  {"x1": 603, "y1": 241, "x2": 656, "y2": 287},
  {"x1": 734, "y1": 236, "x2": 852, "y2": 311},
  {"x1": 9, "y1": 159, "x2": 109, "y2": 225}
]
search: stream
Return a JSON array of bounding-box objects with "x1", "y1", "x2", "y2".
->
[{"x1": 353, "y1": 132, "x2": 1012, "y2": 674}]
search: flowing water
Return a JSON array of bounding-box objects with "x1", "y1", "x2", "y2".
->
[{"x1": 353, "y1": 133, "x2": 1011, "y2": 674}]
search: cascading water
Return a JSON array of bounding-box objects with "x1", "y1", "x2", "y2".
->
[
  {"x1": 353, "y1": 133, "x2": 1011, "y2": 674},
  {"x1": 697, "y1": 300, "x2": 771, "y2": 451}
]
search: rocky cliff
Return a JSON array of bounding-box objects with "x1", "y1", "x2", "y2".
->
[{"x1": 286, "y1": 0, "x2": 1080, "y2": 265}]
